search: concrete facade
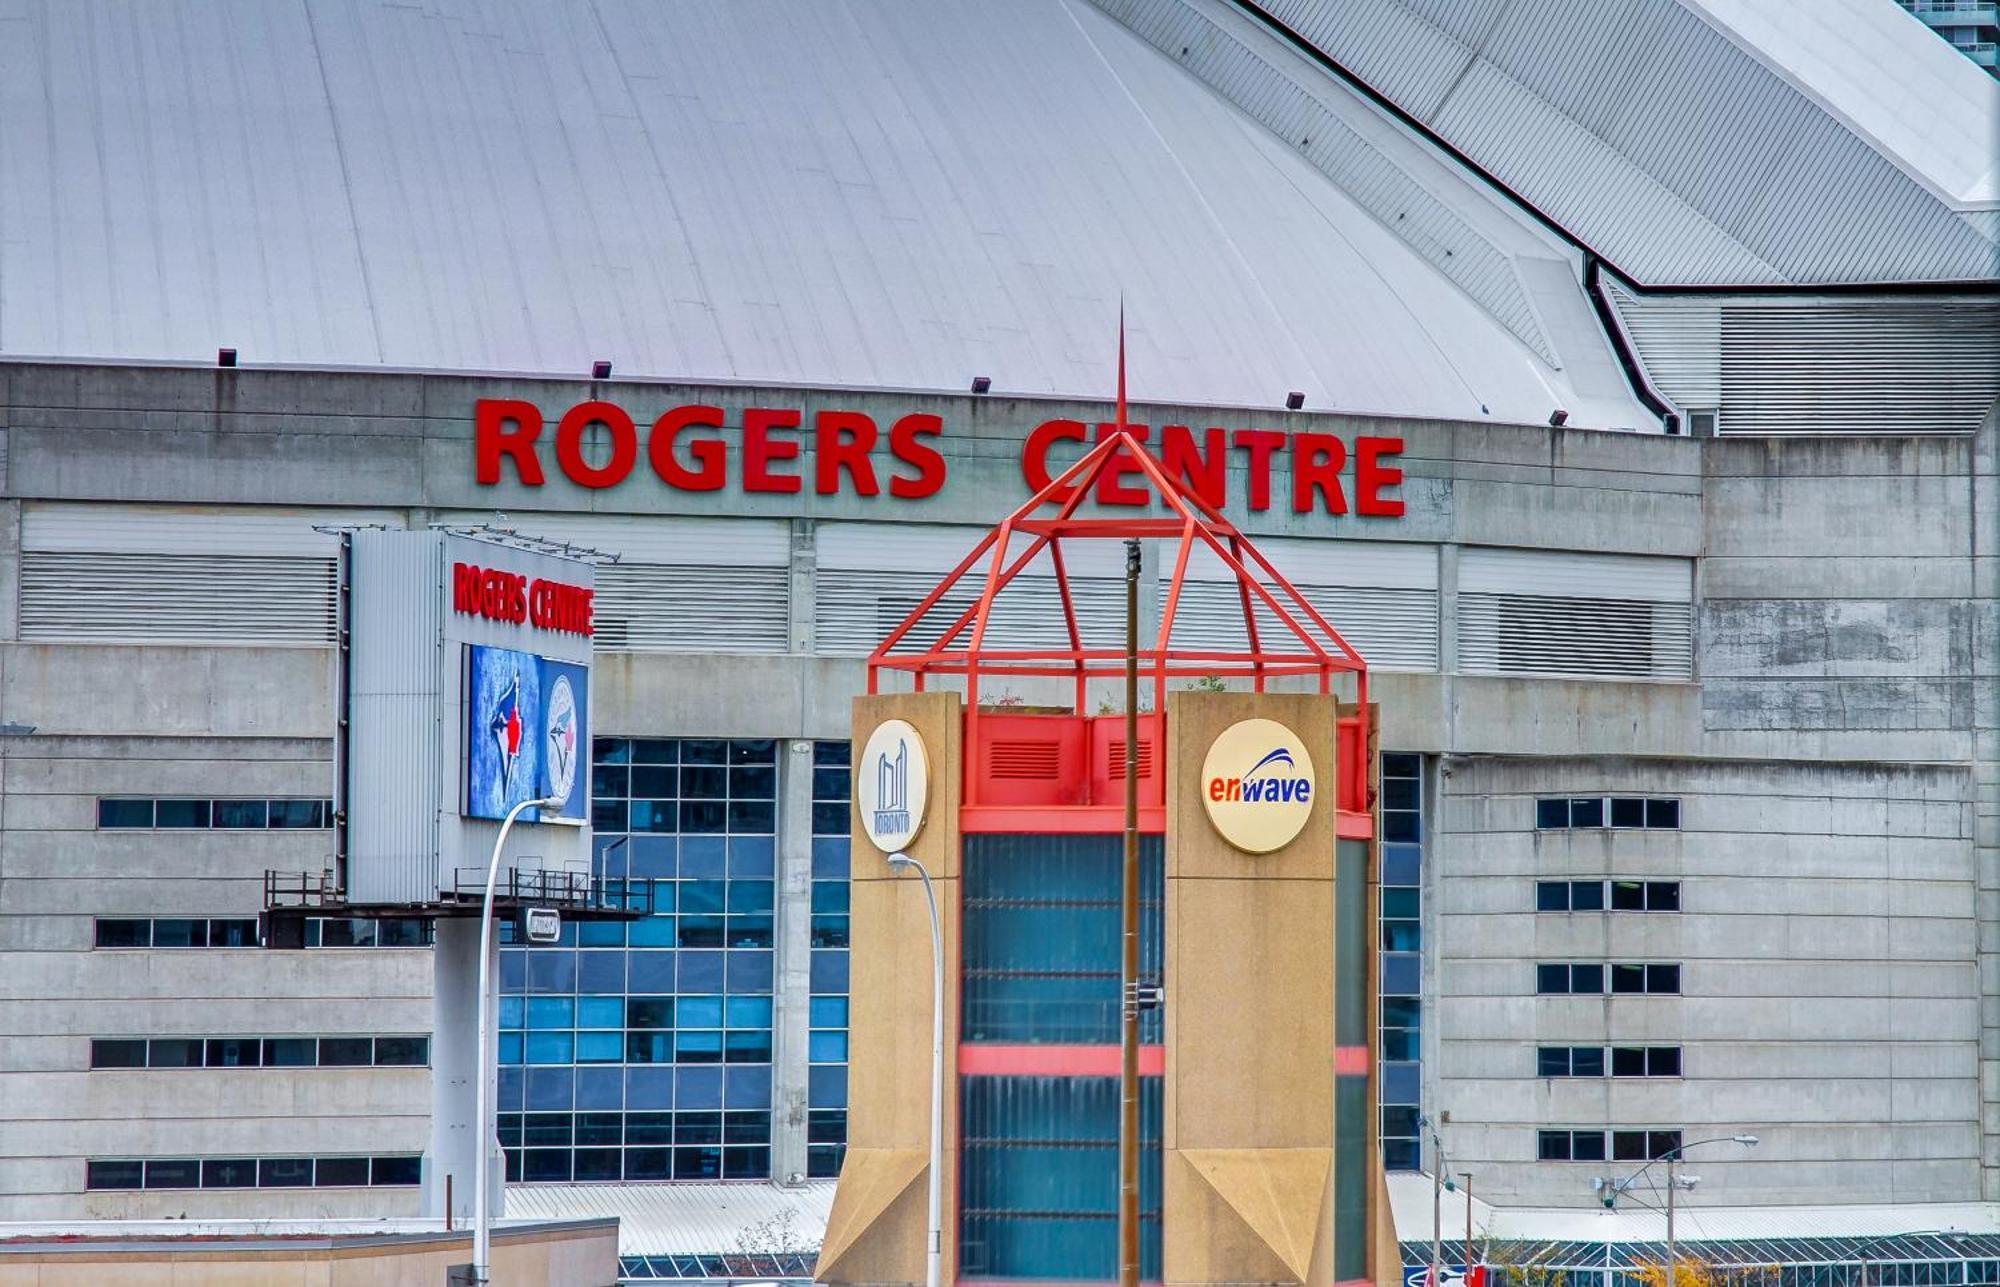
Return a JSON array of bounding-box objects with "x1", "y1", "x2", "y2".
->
[{"x1": 0, "y1": 361, "x2": 1991, "y2": 1216}]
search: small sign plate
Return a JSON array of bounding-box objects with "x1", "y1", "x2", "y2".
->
[{"x1": 524, "y1": 906, "x2": 561, "y2": 944}]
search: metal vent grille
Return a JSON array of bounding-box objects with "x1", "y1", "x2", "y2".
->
[
  {"x1": 21, "y1": 551, "x2": 338, "y2": 643},
  {"x1": 1167, "y1": 582, "x2": 1439, "y2": 671},
  {"x1": 990, "y1": 741, "x2": 1063, "y2": 780},
  {"x1": 1458, "y1": 593, "x2": 1693, "y2": 680},
  {"x1": 1609, "y1": 286, "x2": 2000, "y2": 435},
  {"x1": 592, "y1": 563, "x2": 789, "y2": 654},
  {"x1": 1107, "y1": 739, "x2": 1155, "y2": 780},
  {"x1": 816, "y1": 571, "x2": 1126, "y2": 657}
]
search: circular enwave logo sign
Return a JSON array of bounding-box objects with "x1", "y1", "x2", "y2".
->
[
  {"x1": 857, "y1": 718, "x2": 929, "y2": 853},
  {"x1": 1199, "y1": 717, "x2": 1316, "y2": 853}
]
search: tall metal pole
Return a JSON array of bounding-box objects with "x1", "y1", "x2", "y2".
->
[
  {"x1": 1118, "y1": 536, "x2": 1141, "y2": 1287},
  {"x1": 1460, "y1": 1173, "x2": 1474, "y2": 1285},
  {"x1": 888, "y1": 854, "x2": 943, "y2": 1287},
  {"x1": 1665, "y1": 1152, "x2": 1677, "y2": 1287},
  {"x1": 473, "y1": 793, "x2": 560, "y2": 1285},
  {"x1": 1431, "y1": 1157, "x2": 1443, "y2": 1287}
]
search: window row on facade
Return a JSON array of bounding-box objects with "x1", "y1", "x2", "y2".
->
[
  {"x1": 1536, "y1": 796, "x2": 1681, "y2": 830},
  {"x1": 89, "y1": 1036, "x2": 428, "y2": 1070},
  {"x1": 1536, "y1": 1045, "x2": 1682, "y2": 1077},
  {"x1": 1536, "y1": 880, "x2": 1680, "y2": 912},
  {"x1": 96, "y1": 797, "x2": 332, "y2": 830},
  {"x1": 85, "y1": 1155, "x2": 421, "y2": 1190},
  {"x1": 499, "y1": 1110, "x2": 772, "y2": 1182},
  {"x1": 1537, "y1": 962, "x2": 1681, "y2": 994},
  {"x1": 94, "y1": 915, "x2": 431, "y2": 949},
  {"x1": 1537, "y1": 1128, "x2": 1683, "y2": 1162}
]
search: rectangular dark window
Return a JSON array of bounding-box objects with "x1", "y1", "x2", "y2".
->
[
  {"x1": 1609, "y1": 797, "x2": 1645, "y2": 828},
  {"x1": 85, "y1": 1159, "x2": 144, "y2": 1190},
  {"x1": 208, "y1": 919, "x2": 258, "y2": 947},
  {"x1": 1649, "y1": 1047, "x2": 1682, "y2": 1076},
  {"x1": 1649, "y1": 1130, "x2": 1683, "y2": 1158},
  {"x1": 1611, "y1": 963, "x2": 1647, "y2": 994},
  {"x1": 1647, "y1": 882, "x2": 1681, "y2": 912},
  {"x1": 1536, "y1": 881, "x2": 1570, "y2": 912},
  {"x1": 1611, "y1": 1046, "x2": 1647, "y2": 1076},
  {"x1": 1569, "y1": 797, "x2": 1605, "y2": 828},
  {"x1": 147, "y1": 1038, "x2": 204, "y2": 1068},
  {"x1": 1571, "y1": 1047, "x2": 1604, "y2": 1077},
  {"x1": 371, "y1": 1156, "x2": 422, "y2": 1186},
  {"x1": 1571, "y1": 964, "x2": 1603, "y2": 993},
  {"x1": 1646, "y1": 798, "x2": 1681, "y2": 829},
  {"x1": 206, "y1": 1038, "x2": 262, "y2": 1068},
  {"x1": 1572, "y1": 1131, "x2": 1607, "y2": 1162},
  {"x1": 373, "y1": 1037, "x2": 428, "y2": 1067},
  {"x1": 1536, "y1": 964, "x2": 1570, "y2": 994},
  {"x1": 1537, "y1": 1047, "x2": 1570, "y2": 1077},
  {"x1": 1648, "y1": 963, "x2": 1681, "y2": 993},
  {"x1": 268, "y1": 799, "x2": 329, "y2": 829},
  {"x1": 259, "y1": 1157, "x2": 314, "y2": 1187},
  {"x1": 214, "y1": 800, "x2": 269, "y2": 829},
  {"x1": 1612, "y1": 1130, "x2": 1651, "y2": 1161},
  {"x1": 151, "y1": 919, "x2": 206, "y2": 948},
  {"x1": 1535, "y1": 798, "x2": 1568, "y2": 829},
  {"x1": 1537, "y1": 1130, "x2": 1572, "y2": 1161},
  {"x1": 155, "y1": 799, "x2": 212, "y2": 829},
  {"x1": 1570, "y1": 880, "x2": 1604, "y2": 911},
  {"x1": 97, "y1": 799, "x2": 155, "y2": 829},
  {"x1": 319, "y1": 1037, "x2": 373, "y2": 1066},
  {"x1": 145, "y1": 1159, "x2": 200, "y2": 1189},
  {"x1": 201, "y1": 1158, "x2": 258, "y2": 1188},
  {"x1": 1611, "y1": 881, "x2": 1646, "y2": 911},
  {"x1": 90, "y1": 1039, "x2": 148, "y2": 1069},
  {"x1": 95, "y1": 919, "x2": 151, "y2": 948},
  {"x1": 314, "y1": 1157, "x2": 370, "y2": 1187},
  {"x1": 264, "y1": 1038, "x2": 317, "y2": 1067}
]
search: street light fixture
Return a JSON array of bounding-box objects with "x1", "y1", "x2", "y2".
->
[
  {"x1": 1597, "y1": 1134, "x2": 1758, "y2": 1286},
  {"x1": 887, "y1": 853, "x2": 944, "y2": 1287},
  {"x1": 472, "y1": 793, "x2": 564, "y2": 1286}
]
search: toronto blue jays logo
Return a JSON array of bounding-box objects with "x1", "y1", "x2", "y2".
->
[
  {"x1": 544, "y1": 675, "x2": 578, "y2": 805},
  {"x1": 488, "y1": 673, "x2": 524, "y2": 785}
]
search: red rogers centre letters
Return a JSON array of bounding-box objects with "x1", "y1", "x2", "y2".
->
[
  {"x1": 453, "y1": 561, "x2": 595, "y2": 638},
  {"x1": 472, "y1": 397, "x2": 1404, "y2": 517}
]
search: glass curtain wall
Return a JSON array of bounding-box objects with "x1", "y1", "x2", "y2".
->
[{"x1": 1379, "y1": 752, "x2": 1424, "y2": 1170}]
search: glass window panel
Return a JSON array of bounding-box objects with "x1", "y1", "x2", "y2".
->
[
  {"x1": 730, "y1": 766, "x2": 775, "y2": 798},
  {"x1": 1572, "y1": 964, "x2": 1603, "y2": 993},
  {"x1": 630, "y1": 765, "x2": 676, "y2": 798},
  {"x1": 1648, "y1": 882, "x2": 1681, "y2": 912},
  {"x1": 678, "y1": 996, "x2": 724, "y2": 1028},
  {"x1": 156, "y1": 799, "x2": 212, "y2": 829},
  {"x1": 87, "y1": 1159, "x2": 145, "y2": 1189},
  {"x1": 320, "y1": 1037, "x2": 373, "y2": 1066},
  {"x1": 265, "y1": 1038, "x2": 316, "y2": 1067},
  {"x1": 573, "y1": 1148, "x2": 621, "y2": 1182},
  {"x1": 1612, "y1": 1046, "x2": 1647, "y2": 1076},
  {"x1": 811, "y1": 802, "x2": 849, "y2": 836},
  {"x1": 630, "y1": 800, "x2": 675, "y2": 833},
  {"x1": 577, "y1": 996, "x2": 624, "y2": 1029},
  {"x1": 809, "y1": 997, "x2": 849, "y2": 1028},
  {"x1": 259, "y1": 1157, "x2": 313, "y2": 1187},
  {"x1": 1611, "y1": 963, "x2": 1646, "y2": 993},
  {"x1": 1570, "y1": 880, "x2": 1604, "y2": 911},
  {"x1": 680, "y1": 881, "x2": 725, "y2": 915},
  {"x1": 214, "y1": 800, "x2": 268, "y2": 829},
  {"x1": 372, "y1": 1156, "x2": 422, "y2": 1185},
  {"x1": 726, "y1": 1030, "x2": 774, "y2": 1063},
  {"x1": 1612, "y1": 1131, "x2": 1650, "y2": 1161},
  {"x1": 727, "y1": 915, "x2": 774, "y2": 948},
  {"x1": 729, "y1": 739, "x2": 776, "y2": 765},
  {"x1": 676, "y1": 1031, "x2": 724, "y2": 1063},
  {"x1": 1381, "y1": 920, "x2": 1420, "y2": 952},
  {"x1": 205, "y1": 1038, "x2": 262, "y2": 1068},
  {"x1": 593, "y1": 799, "x2": 629, "y2": 833},
  {"x1": 374, "y1": 1037, "x2": 427, "y2": 1066},
  {"x1": 147, "y1": 1038, "x2": 203, "y2": 1068},
  {"x1": 625, "y1": 1148, "x2": 672, "y2": 1180},
  {"x1": 676, "y1": 1112, "x2": 723, "y2": 1144},
  {"x1": 1537, "y1": 1047, "x2": 1569, "y2": 1077},
  {"x1": 95, "y1": 919, "x2": 151, "y2": 948},
  {"x1": 1572, "y1": 1132, "x2": 1607, "y2": 1162},
  {"x1": 527, "y1": 997, "x2": 575, "y2": 1029},
  {"x1": 151, "y1": 919, "x2": 205, "y2": 948},
  {"x1": 267, "y1": 799, "x2": 328, "y2": 829},
  {"x1": 678, "y1": 916, "x2": 726, "y2": 948},
  {"x1": 727, "y1": 799, "x2": 776, "y2": 832},
  {"x1": 628, "y1": 916, "x2": 676, "y2": 948},
  {"x1": 1382, "y1": 888, "x2": 1420, "y2": 919},
  {"x1": 1536, "y1": 799, "x2": 1568, "y2": 829},
  {"x1": 627, "y1": 1113, "x2": 674, "y2": 1145},
  {"x1": 1380, "y1": 752, "x2": 1421, "y2": 777},
  {"x1": 1647, "y1": 798, "x2": 1681, "y2": 829},
  {"x1": 576, "y1": 1032, "x2": 622, "y2": 1063},
  {"x1": 627, "y1": 998, "x2": 674, "y2": 1029},
  {"x1": 1380, "y1": 997, "x2": 1419, "y2": 1029},
  {"x1": 673, "y1": 1146, "x2": 723, "y2": 1179},
  {"x1": 681, "y1": 766, "x2": 726, "y2": 800},
  {"x1": 1648, "y1": 964, "x2": 1681, "y2": 993},
  {"x1": 726, "y1": 996, "x2": 774, "y2": 1028},
  {"x1": 1380, "y1": 1028, "x2": 1419, "y2": 1060},
  {"x1": 145, "y1": 1158, "x2": 202, "y2": 1188},
  {"x1": 1536, "y1": 964, "x2": 1569, "y2": 994},
  {"x1": 526, "y1": 1033, "x2": 574, "y2": 1064},
  {"x1": 1609, "y1": 797, "x2": 1645, "y2": 828},
  {"x1": 97, "y1": 799, "x2": 154, "y2": 828},
  {"x1": 1649, "y1": 1047, "x2": 1681, "y2": 1076},
  {"x1": 208, "y1": 919, "x2": 258, "y2": 947},
  {"x1": 1536, "y1": 881, "x2": 1569, "y2": 912},
  {"x1": 626, "y1": 1032, "x2": 671, "y2": 1064},
  {"x1": 810, "y1": 915, "x2": 849, "y2": 949},
  {"x1": 592, "y1": 763, "x2": 630, "y2": 798},
  {"x1": 627, "y1": 738, "x2": 672, "y2": 763},
  {"x1": 91, "y1": 1039, "x2": 148, "y2": 1069},
  {"x1": 809, "y1": 1031, "x2": 849, "y2": 1063},
  {"x1": 1572, "y1": 1047, "x2": 1604, "y2": 1077},
  {"x1": 812, "y1": 767, "x2": 850, "y2": 801},
  {"x1": 1537, "y1": 1131, "x2": 1571, "y2": 1161},
  {"x1": 1569, "y1": 798, "x2": 1605, "y2": 828},
  {"x1": 1382, "y1": 845, "x2": 1421, "y2": 886},
  {"x1": 1649, "y1": 1130, "x2": 1682, "y2": 1158},
  {"x1": 1382, "y1": 810, "x2": 1420, "y2": 843},
  {"x1": 201, "y1": 1158, "x2": 257, "y2": 1188},
  {"x1": 727, "y1": 881, "x2": 775, "y2": 914},
  {"x1": 814, "y1": 740, "x2": 850, "y2": 766},
  {"x1": 577, "y1": 920, "x2": 625, "y2": 948},
  {"x1": 1611, "y1": 881, "x2": 1646, "y2": 911},
  {"x1": 575, "y1": 1112, "x2": 623, "y2": 1146}
]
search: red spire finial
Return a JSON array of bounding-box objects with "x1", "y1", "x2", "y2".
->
[{"x1": 1115, "y1": 299, "x2": 1127, "y2": 435}]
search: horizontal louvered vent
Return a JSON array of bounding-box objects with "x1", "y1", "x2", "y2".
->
[
  {"x1": 1107, "y1": 739, "x2": 1154, "y2": 780},
  {"x1": 21, "y1": 551, "x2": 336, "y2": 643},
  {"x1": 990, "y1": 741, "x2": 1063, "y2": 780},
  {"x1": 1168, "y1": 582, "x2": 1439, "y2": 671},
  {"x1": 816, "y1": 571, "x2": 1125, "y2": 656},
  {"x1": 592, "y1": 563, "x2": 789, "y2": 654},
  {"x1": 1459, "y1": 593, "x2": 1692, "y2": 681}
]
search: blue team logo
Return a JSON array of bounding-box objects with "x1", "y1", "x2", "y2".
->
[
  {"x1": 544, "y1": 675, "x2": 578, "y2": 807},
  {"x1": 488, "y1": 673, "x2": 526, "y2": 786}
]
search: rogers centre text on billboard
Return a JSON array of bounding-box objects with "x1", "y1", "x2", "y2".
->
[
  {"x1": 474, "y1": 398, "x2": 1404, "y2": 517},
  {"x1": 452, "y1": 562, "x2": 594, "y2": 638}
]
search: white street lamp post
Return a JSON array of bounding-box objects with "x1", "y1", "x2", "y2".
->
[
  {"x1": 472, "y1": 794, "x2": 563, "y2": 1286},
  {"x1": 887, "y1": 852, "x2": 944, "y2": 1287}
]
